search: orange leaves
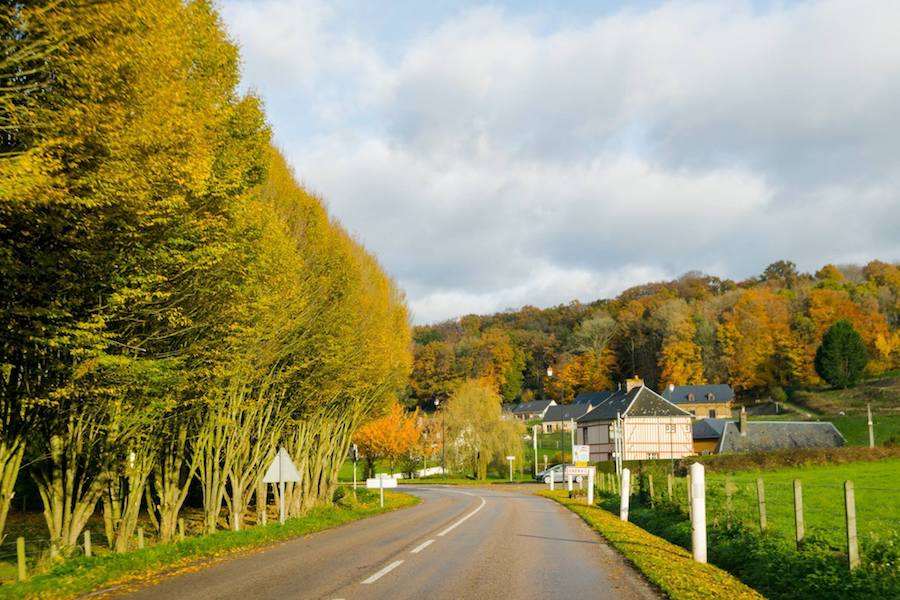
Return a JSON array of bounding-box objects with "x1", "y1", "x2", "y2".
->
[
  {"x1": 353, "y1": 402, "x2": 423, "y2": 467},
  {"x1": 546, "y1": 350, "x2": 616, "y2": 400}
]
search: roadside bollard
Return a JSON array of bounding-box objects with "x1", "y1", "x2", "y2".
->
[
  {"x1": 620, "y1": 468, "x2": 631, "y2": 521},
  {"x1": 690, "y1": 463, "x2": 707, "y2": 563}
]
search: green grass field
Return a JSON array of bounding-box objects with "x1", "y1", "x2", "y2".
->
[{"x1": 675, "y1": 459, "x2": 900, "y2": 550}]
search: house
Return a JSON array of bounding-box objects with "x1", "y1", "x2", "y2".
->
[
  {"x1": 575, "y1": 377, "x2": 694, "y2": 462},
  {"x1": 509, "y1": 399, "x2": 557, "y2": 421},
  {"x1": 716, "y1": 409, "x2": 845, "y2": 453},
  {"x1": 662, "y1": 384, "x2": 735, "y2": 419},
  {"x1": 541, "y1": 403, "x2": 592, "y2": 433},
  {"x1": 692, "y1": 418, "x2": 729, "y2": 454}
]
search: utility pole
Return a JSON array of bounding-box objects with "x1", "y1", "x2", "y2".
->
[
  {"x1": 867, "y1": 404, "x2": 875, "y2": 449},
  {"x1": 435, "y1": 398, "x2": 446, "y2": 475}
]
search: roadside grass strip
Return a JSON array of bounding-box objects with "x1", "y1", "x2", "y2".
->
[
  {"x1": 0, "y1": 490, "x2": 419, "y2": 600},
  {"x1": 539, "y1": 491, "x2": 763, "y2": 600}
]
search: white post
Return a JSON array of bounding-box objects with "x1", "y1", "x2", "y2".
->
[
  {"x1": 570, "y1": 420, "x2": 575, "y2": 456},
  {"x1": 353, "y1": 462, "x2": 357, "y2": 489},
  {"x1": 550, "y1": 473, "x2": 555, "y2": 491},
  {"x1": 620, "y1": 468, "x2": 631, "y2": 521},
  {"x1": 867, "y1": 404, "x2": 875, "y2": 449},
  {"x1": 379, "y1": 475, "x2": 385, "y2": 508},
  {"x1": 587, "y1": 470, "x2": 594, "y2": 506},
  {"x1": 690, "y1": 462, "x2": 707, "y2": 563},
  {"x1": 567, "y1": 474, "x2": 573, "y2": 492},
  {"x1": 278, "y1": 481, "x2": 285, "y2": 525},
  {"x1": 533, "y1": 426, "x2": 539, "y2": 477}
]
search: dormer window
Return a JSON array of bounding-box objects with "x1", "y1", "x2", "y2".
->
[
  {"x1": 687, "y1": 393, "x2": 695, "y2": 401},
  {"x1": 707, "y1": 392, "x2": 716, "y2": 402}
]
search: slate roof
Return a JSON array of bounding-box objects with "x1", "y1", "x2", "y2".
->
[
  {"x1": 542, "y1": 404, "x2": 591, "y2": 422},
  {"x1": 662, "y1": 384, "x2": 734, "y2": 404},
  {"x1": 511, "y1": 399, "x2": 555, "y2": 415},
  {"x1": 573, "y1": 391, "x2": 612, "y2": 406},
  {"x1": 577, "y1": 386, "x2": 691, "y2": 423},
  {"x1": 717, "y1": 421, "x2": 845, "y2": 453},
  {"x1": 693, "y1": 418, "x2": 729, "y2": 440}
]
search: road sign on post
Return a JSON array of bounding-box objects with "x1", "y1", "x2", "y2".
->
[
  {"x1": 573, "y1": 445, "x2": 589, "y2": 466},
  {"x1": 263, "y1": 447, "x2": 302, "y2": 525},
  {"x1": 367, "y1": 474, "x2": 397, "y2": 507}
]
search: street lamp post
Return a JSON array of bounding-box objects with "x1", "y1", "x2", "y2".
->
[
  {"x1": 547, "y1": 366, "x2": 565, "y2": 484},
  {"x1": 435, "y1": 399, "x2": 446, "y2": 476}
]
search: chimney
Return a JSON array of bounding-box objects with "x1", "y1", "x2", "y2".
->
[
  {"x1": 625, "y1": 376, "x2": 643, "y2": 393},
  {"x1": 739, "y1": 406, "x2": 748, "y2": 436}
]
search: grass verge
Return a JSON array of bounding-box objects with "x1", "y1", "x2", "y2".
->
[
  {"x1": 538, "y1": 491, "x2": 763, "y2": 600},
  {"x1": 0, "y1": 489, "x2": 418, "y2": 600}
]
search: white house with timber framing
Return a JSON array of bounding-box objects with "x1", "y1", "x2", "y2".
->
[{"x1": 575, "y1": 377, "x2": 694, "y2": 463}]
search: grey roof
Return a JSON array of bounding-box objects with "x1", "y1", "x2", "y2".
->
[
  {"x1": 542, "y1": 404, "x2": 591, "y2": 422},
  {"x1": 577, "y1": 386, "x2": 691, "y2": 423},
  {"x1": 693, "y1": 418, "x2": 729, "y2": 440},
  {"x1": 662, "y1": 384, "x2": 734, "y2": 404},
  {"x1": 573, "y1": 391, "x2": 612, "y2": 406},
  {"x1": 717, "y1": 421, "x2": 845, "y2": 453},
  {"x1": 512, "y1": 399, "x2": 555, "y2": 414}
]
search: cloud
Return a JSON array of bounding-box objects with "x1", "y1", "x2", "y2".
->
[{"x1": 220, "y1": 0, "x2": 900, "y2": 323}]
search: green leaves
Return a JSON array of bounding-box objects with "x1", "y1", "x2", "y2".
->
[{"x1": 815, "y1": 320, "x2": 868, "y2": 388}]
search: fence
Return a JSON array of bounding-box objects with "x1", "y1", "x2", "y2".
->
[{"x1": 596, "y1": 467, "x2": 900, "y2": 571}]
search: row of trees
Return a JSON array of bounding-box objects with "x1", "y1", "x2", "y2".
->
[
  {"x1": 409, "y1": 261, "x2": 900, "y2": 405},
  {"x1": 0, "y1": 1, "x2": 411, "y2": 553}
]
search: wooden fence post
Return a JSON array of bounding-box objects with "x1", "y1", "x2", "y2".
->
[
  {"x1": 137, "y1": 527, "x2": 144, "y2": 550},
  {"x1": 648, "y1": 474, "x2": 655, "y2": 507},
  {"x1": 178, "y1": 518, "x2": 185, "y2": 542},
  {"x1": 756, "y1": 478, "x2": 767, "y2": 533},
  {"x1": 16, "y1": 536, "x2": 26, "y2": 582},
  {"x1": 84, "y1": 530, "x2": 92, "y2": 558},
  {"x1": 845, "y1": 480, "x2": 859, "y2": 570},
  {"x1": 667, "y1": 473, "x2": 674, "y2": 501},
  {"x1": 793, "y1": 479, "x2": 805, "y2": 549}
]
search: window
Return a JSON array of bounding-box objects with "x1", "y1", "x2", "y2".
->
[
  {"x1": 647, "y1": 453, "x2": 659, "y2": 460},
  {"x1": 545, "y1": 424, "x2": 551, "y2": 433},
  {"x1": 687, "y1": 393, "x2": 695, "y2": 401},
  {"x1": 664, "y1": 424, "x2": 676, "y2": 433},
  {"x1": 707, "y1": 392, "x2": 716, "y2": 402},
  {"x1": 689, "y1": 410, "x2": 696, "y2": 416},
  {"x1": 708, "y1": 409, "x2": 717, "y2": 418}
]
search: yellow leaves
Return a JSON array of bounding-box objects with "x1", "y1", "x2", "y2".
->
[{"x1": 353, "y1": 402, "x2": 423, "y2": 465}]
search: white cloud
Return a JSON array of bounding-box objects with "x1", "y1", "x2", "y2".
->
[{"x1": 220, "y1": 0, "x2": 900, "y2": 323}]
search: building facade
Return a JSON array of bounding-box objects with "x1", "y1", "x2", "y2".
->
[
  {"x1": 662, "y1": 384, "x2": 735, "y2": 419},
  {"x1": 575, "y1": 379, "x2": 694, "y2": 462}
]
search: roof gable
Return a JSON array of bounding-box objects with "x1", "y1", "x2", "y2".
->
[
  {"x1": 692, "y1": 418, "x2": 728, "y2": 440},
  {"x1": 624, "y1": 387, "x2": 692, "y2": 417},
  {"x1": 512, "y1": 399, "x2": 555, "y2": 413}
]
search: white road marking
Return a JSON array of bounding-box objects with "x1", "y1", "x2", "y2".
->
[
  {"x1": 437, "y1": 495, "x2": 487, "y2": 537},
  {"x1": 361, "y1": 560, "x2": 404, "y2": 584},
  {"x1": 410, "y1": 539, "x2": 434, "y2": 554}
]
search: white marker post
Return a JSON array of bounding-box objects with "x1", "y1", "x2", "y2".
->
[
  {"x1": 367, "y1": 474, "x2": 398, "y2": 507},
  {"x1": 567, "y1": 474, "x2": 573, "y2": 492},
  {"x1": 690, "y1": 462, "x2": 707, "y2": 563},
  {"x1": 620, "y1": 468, "x2": 631, "y2": 521},
  {"x1": 587, "y1": 469, "x2": 594, "y2": 506},
  {"x1": 506, "y1": 456, "x2": 515, "y2": 482},
  {"x1": 263, "y1": 447, "x2": 302, "y2": 525},
  {"x1": 549, "y1": 472, "x2": 554, "y2": 491}
]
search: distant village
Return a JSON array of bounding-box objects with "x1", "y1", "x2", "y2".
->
[{"x1": 504, "y1": 377, "x2": 844, "y2": 461}]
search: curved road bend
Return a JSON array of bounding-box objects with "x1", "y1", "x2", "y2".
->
[{"x1": 111, "y1": 486, "x2": 660, "y2": 600}]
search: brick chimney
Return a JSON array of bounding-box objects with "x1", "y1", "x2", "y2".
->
[
  {"x1": 625, "y1": 376, "x2": 644, "y2": 392},
  {"x1": 740, "y1": 406, "x2": 748, "y2": 437}
]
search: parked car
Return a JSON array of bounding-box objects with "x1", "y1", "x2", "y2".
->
[{"x1": 536, "y1": 464, "x2": 583, "y2": 484}]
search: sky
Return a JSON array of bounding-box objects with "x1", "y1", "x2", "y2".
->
[{"x1": 218, "y1": 0, "x2": 900, "y2": 325}]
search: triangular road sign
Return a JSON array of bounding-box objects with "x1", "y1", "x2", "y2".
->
[{"x1": 263, "y1": 447, "x2": 301, "y2": 483}]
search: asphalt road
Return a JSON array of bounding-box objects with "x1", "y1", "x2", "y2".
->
[{"x1": 110, "y1": 486, "x2": 660, "y2": 600}]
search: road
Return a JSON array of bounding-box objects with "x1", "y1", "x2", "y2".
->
[{"x1": 111, "y1": 486, "x2": 660, "y2": 600}]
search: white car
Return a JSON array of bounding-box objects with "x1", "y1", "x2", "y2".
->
[{"x1": 536, "y1": 464, "x2": 583, "y2": 484}]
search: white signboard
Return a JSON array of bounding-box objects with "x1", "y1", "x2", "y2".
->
[
  {"x1": 263, "y1": 447, "x2": 301, "y2": 483},
  {"x1": 366, "y1": 477, "x2": 398, "y2": 489},
  {"x1": 566, "y1": 466, "x2": 595, "y2": 477},
  {"x1": 573, "y1": 445, "x2": 590, "y2": 465}
]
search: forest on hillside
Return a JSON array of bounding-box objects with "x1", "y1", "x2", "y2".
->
[
  {"x1": 408, "y1": 261, "x2": 900, "y2": 407},
  {"x1": 0, "y1": 1, "x2": 410, "y2": 552}
]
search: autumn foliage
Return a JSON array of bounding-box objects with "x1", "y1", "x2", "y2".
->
[{"x1": 354, "y1": 403, "x2": 423, "y2": 476}]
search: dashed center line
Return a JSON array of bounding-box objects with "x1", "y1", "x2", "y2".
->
[
  {"x1": 361, "y1": 560, "x2": 404, "y2": 584},
  {"x1": 410, "y1": 539, "x2": 434, "y2": 554}
]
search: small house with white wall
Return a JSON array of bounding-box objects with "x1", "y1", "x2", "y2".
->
[{"x1": 575, "y1": 378, "x2": 694, "y2": 462}]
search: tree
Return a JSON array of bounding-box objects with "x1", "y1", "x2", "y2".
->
[
  {"x1": 353, "y1": 403, "x2": 422, "y2": 478},
  {"x1": 442, "y1": 379, "x2": 523, "y2": 480},
  {"x1": 814, "y1": 320, "x2": 868, "y2": 388}
]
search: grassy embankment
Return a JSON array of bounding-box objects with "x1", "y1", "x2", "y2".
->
[
  {"x1": 0, "y1": 490, "x2": 418, "y2": 600},
  {"x1": 599, "y1": 457, "x2": 900, "y2": 600},
  {"x1": 539, "y1": 491, "x2": 763, "y2": 600}
]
